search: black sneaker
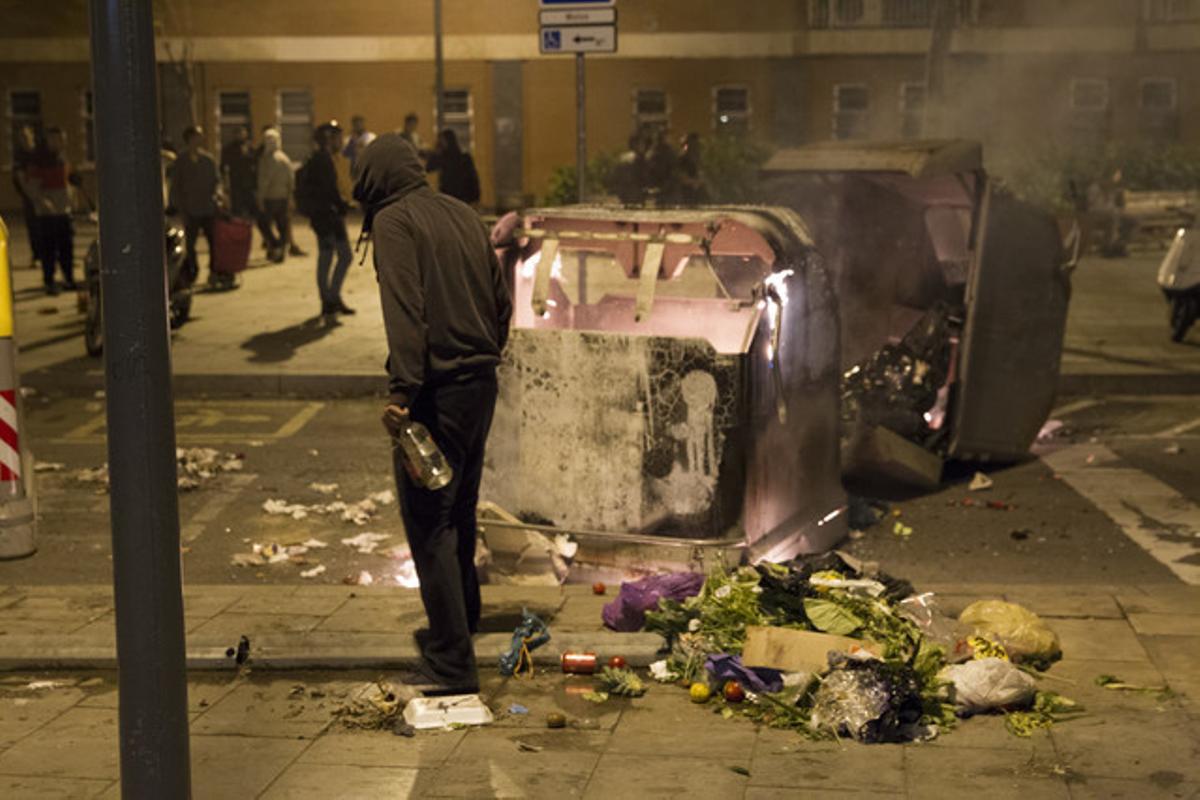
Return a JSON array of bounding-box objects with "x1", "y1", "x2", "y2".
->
[
  {"x1": 289, "y1": 246, "x2": 308, "y2": 257},
  {"x1": 393, "y1": 667, "x2": 479, "y2": 697},
  {"x1": 335, "y1": 301, "x2": 356, "y2": 315}
]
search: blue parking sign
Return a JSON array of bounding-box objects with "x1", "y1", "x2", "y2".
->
[{"x1": 542, "y1": 29, "x2": 562, "y2": 51}]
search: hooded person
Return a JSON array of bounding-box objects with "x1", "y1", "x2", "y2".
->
[{"x1": 353, "y1": 133, "x2": 512, "y2": 696}]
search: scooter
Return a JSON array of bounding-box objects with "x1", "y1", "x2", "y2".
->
[
  {"x1": 82, "y1": 222, "x2": 193, "y2": 356},
  {"x1": 1157, "y1": 219, "x2": 1200, "y2": 343}
]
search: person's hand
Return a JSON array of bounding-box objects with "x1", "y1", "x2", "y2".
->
[{"x1": 381, "y1": 404, "x2": 409, "y2": 438}]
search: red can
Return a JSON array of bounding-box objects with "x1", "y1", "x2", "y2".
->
[{"x1": 561, "y1": 652, "x2": 598, "y2": 675}]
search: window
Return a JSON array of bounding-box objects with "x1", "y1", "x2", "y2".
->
[
  {"x1": 440, "y1": 88, "x2": 474, "y2": 152},
  {"x1": 7, "y1": 89, "x2": 41, "y2": 165},
  {"x1": 834, "y1": 0, "x2": 865, "y2": 25},
  {"x1": 277, "y1": 89, "x2": 313, "y2": 162},
  {"x1": 1068, "y1": 79, "x2": 1109, "y2": 145},
  {"x1": 216, "y1": 90, "x2": 251, "y2": 148},
  {"x1": 899, "y1": 83, "x2": 925, "y2": 139},
  {"x1": 1069, "y1": 79, "x2": 1109, "y2": 111},
  {"x1": 633, "y1": 88, "x2": 669, "y2": 135},
  {"x1": 81, "y1": 89, "x2": 95, "y2": 163},
  {"x1": 883, "y1": 0, "x2": 932, "y2": 26},
  {"x1": 1140, "y1": 78, "x2": 1178, "y2": 141},
  {"x1": 833, "y1": 84, "x2": 869, "y2": 140},
  {"x1": 713, "y1": 86, "x2": 750, "y2": 134},
  {"x1": 1143, "y1": 0, "x2": 1200, "y2": 21}
]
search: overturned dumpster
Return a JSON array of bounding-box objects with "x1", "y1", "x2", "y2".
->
[
  {"x1": 481, "y1": 207, "x2": 846, "y2": 578},
  {"x1": 760, "y1": 140, "x2": 1074, "y2": 487}
]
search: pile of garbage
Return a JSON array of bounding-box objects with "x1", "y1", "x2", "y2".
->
[
  {"x1": 73, "y1": 448, "x2": 244, "y2": 492},
  {"x1": 261, "y1": 489, "x2": 394, "y2": 526},
  {"x1": 605, "y1": 553, "x2": 1073, "y2": 743}
]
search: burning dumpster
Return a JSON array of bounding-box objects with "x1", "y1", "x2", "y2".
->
[
  {"x1": 481, "y1": 207, "x2": 846, "y2": 578},
  {"x1": 760, "y1": 140, "x2": 1074, "y2": 487}
]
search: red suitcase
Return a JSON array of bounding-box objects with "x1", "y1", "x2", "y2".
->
[{"x1": 213, "y1": 217, "x2": 253, "y2": 275}]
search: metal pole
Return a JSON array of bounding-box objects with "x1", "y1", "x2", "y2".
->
[
  {"x1": 576, "y1": 52, "x2": 586, "y2": 203},
  {"x1": 87, "y1": 2, "x2": 191, "y2": 797},
  {"x1": 434, "y1": 0, "x2": 445, "y2": 133}
]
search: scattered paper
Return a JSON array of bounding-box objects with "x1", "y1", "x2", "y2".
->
[
  {"x1": 309, "y1": 482, "x2": 339, "y2": 495},
  {"x1": 33, "y1": 462, "x2": 65, "y2": 473},
  {"x1": 342, "y1": 532, "x2": 391, "y2": 554},
  {"x1": 968, "y1": 472, "x2": 994, "y2": 492},
  {"x1": 300, "y1": 565, "x2": 327, "y2": 578}
]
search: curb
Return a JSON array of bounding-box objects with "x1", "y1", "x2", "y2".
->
[
  {"x1": 22, "y1": 369, "x2": 386, "y2": 399},
  {"x1": 0, "y1": 631, "x2": 664, "y2": 672},
  {"x1": 1057, "y1": 371, "x2": 1200, "y2": 396}
]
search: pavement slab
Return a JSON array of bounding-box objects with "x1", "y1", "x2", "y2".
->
[
  {"x1": 1052, "y1": 709, "x2": 1200, "y2": 784},
  {"x1": 750, "y1": 730, "x2": 906, "y2": 793},
  {"x1": 189, "y1": 678, "x2": 348, "y2": 739},
  {"x1": 0, "y1": 775, "x2": 113, "y2": 799},
  {"x1": 425, "y1": 728, "x2": 607, "y2": 798},
  {"x1": 0, "y1": 707, "x2": 119, "y2": 781},
  {"x1": 607, "y1": 687, "x2": 757, "y2": 761},
  {"x1": 297, "y1": 729, "x2": 465, "y2": 770},
  {"x1": 583, "y1": 753, "x2": 750, "y2": 800},
  {"x1": 1050, "y1": 618, "x2": 1153, "y2": 662},
  {"x1": 903, "y1": 744, "x2": 1072, "y2": 799},
  {"x1": 185, "y1": 735, "x2": 310, "y2": 800},
  {"x1": 0, "y1": 687, "x2": 85, "y2": 752},
  {"x1": 261, "y1": 762, "x2": 422, "y2": 799}
]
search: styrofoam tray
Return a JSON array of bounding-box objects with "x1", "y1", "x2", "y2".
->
[{"x1": 403, "y1": 694, "x2": 494, "y2": 730}]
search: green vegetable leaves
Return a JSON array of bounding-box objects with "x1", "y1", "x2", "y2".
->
[{"x1": 803, "y1": 598, "x2": 863, "y2": 635}]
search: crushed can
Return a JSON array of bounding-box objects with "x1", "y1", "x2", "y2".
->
[{"x1": 560, "y1": 652, "x2": 598, "y2": 675}]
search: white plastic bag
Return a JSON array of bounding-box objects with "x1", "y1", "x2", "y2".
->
[{"x1": 939, "y1": 657, "x2": 1036, "y2": 715}]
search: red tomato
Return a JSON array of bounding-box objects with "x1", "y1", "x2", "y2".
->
[
  {"x1": 592, "y1": 582, "x2": 607, "y2": 595},
  {"x1": 723, "y1": 680, "x2": 746, "y2": 703}
]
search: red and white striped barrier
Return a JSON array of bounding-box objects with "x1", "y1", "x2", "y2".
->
[{"x1": 0, "y1": 216, "x2": 36, "y2": 558}]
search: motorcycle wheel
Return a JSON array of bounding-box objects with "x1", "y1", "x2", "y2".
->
[
  {"x1": 170, "y1": 290, "x2": 192, "y2": 330},
  {"x1": 1170, "y1": 296, "x2": 1197, "y2": 343}
]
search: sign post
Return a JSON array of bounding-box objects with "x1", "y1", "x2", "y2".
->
[{"x1": 539, "y1": 0, "x2": 617, "y2": 203}]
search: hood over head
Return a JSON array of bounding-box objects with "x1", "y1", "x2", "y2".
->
[
  {"x1": 262, "y1": 128, "x2": 281, "y2": 153},
  {"x1": 353, "y1": 133, "x2": 427, "y2": 222}
]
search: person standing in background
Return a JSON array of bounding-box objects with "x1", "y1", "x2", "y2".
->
[
  {"x1": 343, "y1": 115, "x2": 377, "y2": 173},
  {"x1": 220, "y1": 125, "x2": 258, "y2": 219},
  {"x1": 12, "y1": 124, "x2": 42, "y2": 270},
  {"x1": 676, "y1": 132, "x2": 709, "y2": 206},
  {"x1": 298, "y1": 121, "x2": 354, "y2": 317},
  {"x1": 399, "y1": 112, "x2": 426, "y2": 156},
  {"x1": 425, "y1": 129, "x2": 480, "y2": 206},
  {"x1": 256, "y1": 127, "x2": 302, "y2": 262},
  {"x1": 20, "y1": 127, "x2": 78, "y2": 294},
  {"x1": 171, "y1": 126, "x2": 223, "y2": 288}
]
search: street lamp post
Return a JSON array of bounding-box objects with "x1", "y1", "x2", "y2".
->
[
  {"x1": 434, "y1": 0, "x2": 445, "y2": 133},
  {"x1": 87, "y1": 1, "x2": 191, "y2": 796}
]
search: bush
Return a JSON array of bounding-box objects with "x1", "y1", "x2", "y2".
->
[
  {"x1": 991, "y1": 142, "x2": 1200, "y2": 214},
  {"x1": 542, "y1": 133, "x2": 775, "y2": 207},
  {"x1": 543, "y1": 152, "x2": 617, "y2": 206},
  {"x1": 700, "y1": 133, "x2": 773, "y2": 204}
]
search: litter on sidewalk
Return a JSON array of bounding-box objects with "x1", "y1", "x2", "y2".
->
[
  {"x1": 626, "y1": 556, "x2": 1074, "y2": 743},
  {"x1": 262, "y1": 490, "x2": 395, "y2": 525}
]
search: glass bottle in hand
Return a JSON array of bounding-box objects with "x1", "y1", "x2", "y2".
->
[{"x1": 388, "y1": 411, "x2": 453, "y2": 491}]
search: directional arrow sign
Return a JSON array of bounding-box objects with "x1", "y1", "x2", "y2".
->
[{"x1": 539, "y1": 23, "x2": 617, "y2": 54}]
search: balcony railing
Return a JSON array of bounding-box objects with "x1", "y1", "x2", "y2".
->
[
  {"x1": 1142, "y1": 0, "x2": 1200, "y2": 22},
  {"x1": 809, "y1": 0, "x2": 967, "y2": 28}
]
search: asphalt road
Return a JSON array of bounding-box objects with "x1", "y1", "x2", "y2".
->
[{"x1": 1, "y1": 390, "x2": 1197, "y2": 588}]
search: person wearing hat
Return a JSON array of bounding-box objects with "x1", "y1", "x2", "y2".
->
[{"x1": 298, "y1": 121, "x2": 354, "y2": 316}]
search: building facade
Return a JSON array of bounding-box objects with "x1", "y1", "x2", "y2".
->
[{"x1": 2, "y1": 0, "x2": 1198, "y2": 211}]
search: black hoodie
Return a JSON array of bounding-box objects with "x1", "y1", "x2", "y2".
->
[{"x1": 353, "y1": 133, "x2": 511, "y2": 406}]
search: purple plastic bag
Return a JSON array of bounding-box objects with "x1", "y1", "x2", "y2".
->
[
  {"x1": 705, "y1": 654, "x2": 784, "y2": 694},
  {"x1": 601, "y1": 572, "x2": 705, "y2": 632}
]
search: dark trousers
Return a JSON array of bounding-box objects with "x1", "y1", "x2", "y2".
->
[
  {"x1": 260, "y1": 198, "x2": 291, "y2": 250},
  {"x1": 38, "y1": 214, "x2": 74, "y2": 287},
  {"x1": 315, "y1": 221, "x2": 352, "y2": 305},
  {"x1": 183, "y1": 214, "x2": 216, "y2": 281},
  {"x1": 21, "y1": 199, "x2": 41, "y2": 267},
  {"x1": 395, "y1": 373, "x2": 498, "y2": 684}
]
